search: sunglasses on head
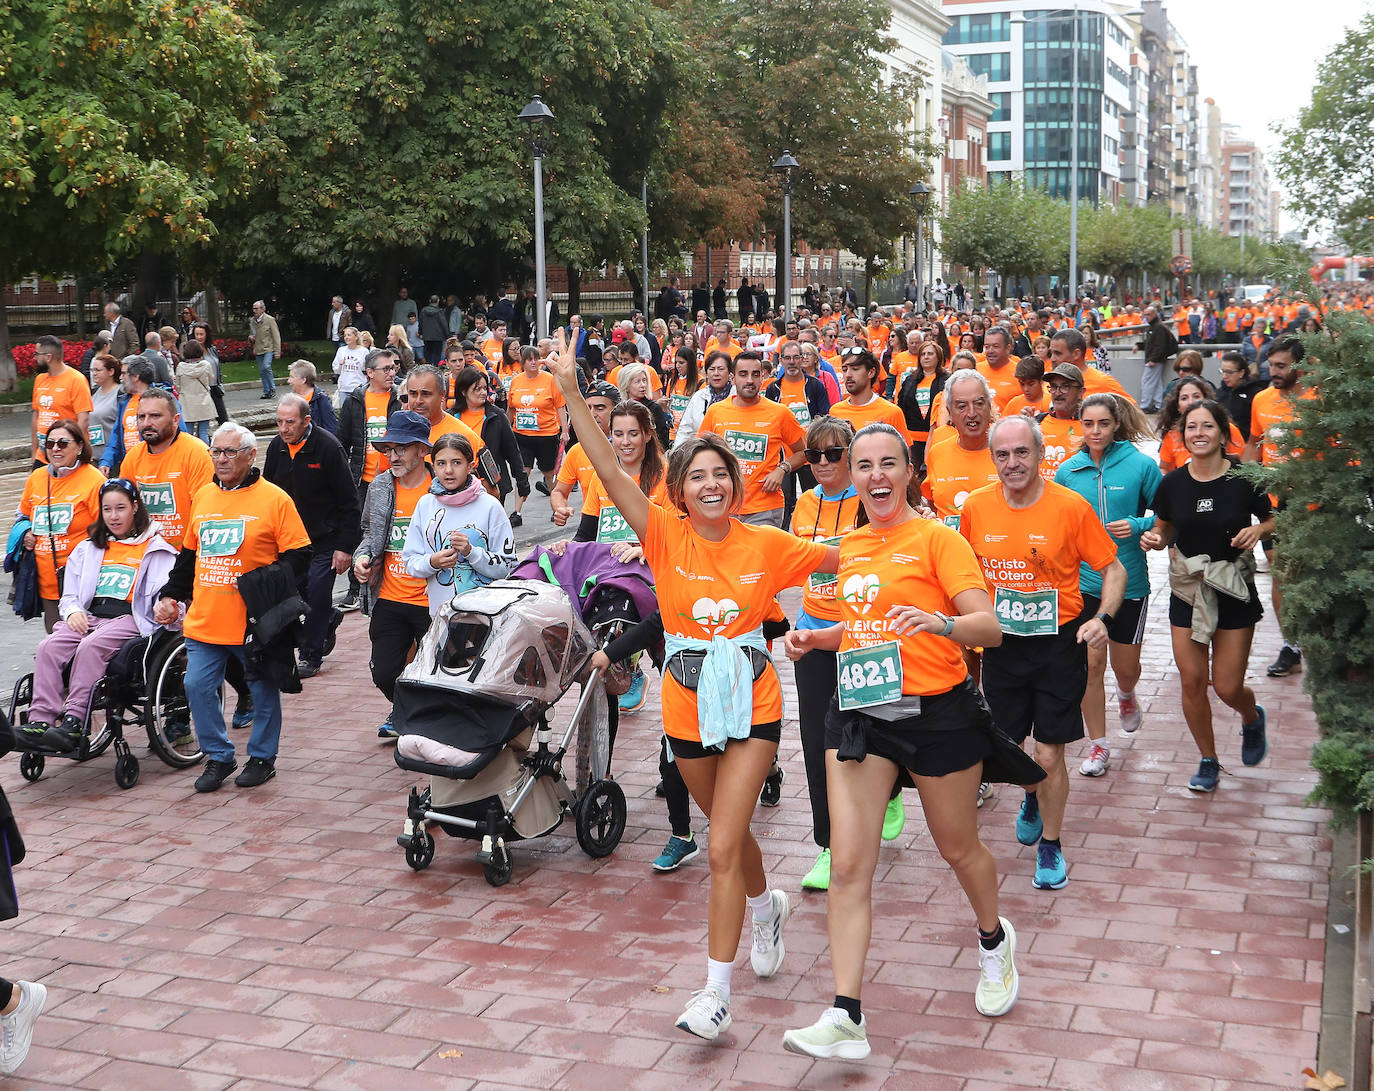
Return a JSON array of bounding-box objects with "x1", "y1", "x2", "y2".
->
[
  {"x1": 804, "y1": 446, "x2": 847, "y2": 464},
  {"x1": 841, "y1": 346, "x2": 867, "y2": 357}
]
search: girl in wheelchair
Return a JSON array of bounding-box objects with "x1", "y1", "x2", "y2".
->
[{"x1": 21, "y1": 479, "x2": 181, "y2": 753}]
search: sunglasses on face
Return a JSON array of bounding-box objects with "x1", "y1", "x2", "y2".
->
[
  {"x1": 804, "y1": 446, "x2": 847, "y2": 464},
  {"x1": 42, "y1": 436, "x2": 74, "y2": 451}
]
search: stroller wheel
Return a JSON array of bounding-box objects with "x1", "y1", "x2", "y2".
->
[
  {"x1": 404, "y1": 831, "x2": 435, "y2": 871},
  {"x1": 18, "y1": 751, "x2": 43, "y2": 783},
  {"x1": 483, "y1": 844, "x2": 513, "y2": 887},
  {"x1": 576, "y1": 779, "x2": 627, "y2": 859}
]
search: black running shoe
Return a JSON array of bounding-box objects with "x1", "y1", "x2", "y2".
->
[
  {"x1": 194, "y1": 758, "x2": 238, "y2": 793},
  {"x1": 760, "y1": 764, "x2": 784, "y2": 808},
  {"x1": 1267, "y1": 646, "x2": 1301, "y2": 677}
]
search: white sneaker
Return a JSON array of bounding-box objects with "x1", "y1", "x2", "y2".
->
[
  {"x1": 1078, "y1": 743, "x2": 1110, "y2": 777},
  {"x1": 782, "y1": 1006, "x2": 871, "y2": 1060},
  {"x1": 974, "y1": 918, "x2": 1019, "y2": 1017},
  {"x1": 0, "y1": 981, "x2": 46, "y2": 1075},
  {"x1": 750, "y1": 889, "x2": 791, "y2": 978},
  {"x1": 976, "y1": 781, "x2": 995, "y2": 808},
  {"x1": 675, "y1": 985, "x2": 731, "y2": 1040},
  {"x1": 1117, "y1": 693, "x2": 1142, "y2": 733}
]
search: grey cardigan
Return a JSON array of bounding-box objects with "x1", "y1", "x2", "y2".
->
[{"x1": 353, "y1": 467, "x2": 431, "y2": 614}]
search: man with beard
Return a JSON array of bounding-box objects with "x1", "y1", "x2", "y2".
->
[
  {"x1": 826, "y1": 348, "x2": 907, "y2": 439},
  {"x1": 30, "y1": 335, "x2": 91, "y2": 466},
  {"x1": 117, "y1": 388, "x2": 214, "y2": 550},
  {"x1": 1037, "y1": 363, "x2": 1085, "y2": 481}
]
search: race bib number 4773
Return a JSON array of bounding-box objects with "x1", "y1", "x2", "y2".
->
[{"x1": 724, "y1": 429, "x2": 768, "y2": 463}]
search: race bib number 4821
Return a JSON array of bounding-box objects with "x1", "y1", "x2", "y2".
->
[
  {"x1": 836, "y1": 641, "x2": 903, "y2": 710},
  {"x1": 724, "y1": 429, "x2": 768, "y2": 463}
]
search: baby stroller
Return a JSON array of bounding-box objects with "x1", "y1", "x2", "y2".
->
[{"x1": 392, "y1": 579, "x2": 626, "y2": 886}]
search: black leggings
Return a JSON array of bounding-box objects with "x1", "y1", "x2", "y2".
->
[
  {"x1": 368, "y1": 598, "x2": 433, "y2": 702},
  {"x1": 0, "y1": 978, "x2": 13, "y2": 1010},
  {"x1": 660, "y1": 735, "x2": 691, "y2": 838},
  {"x1": 795, "y1": 645, "x2": 898, "y2": 849}
]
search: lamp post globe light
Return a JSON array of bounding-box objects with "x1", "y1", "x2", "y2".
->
[
  {"x1": 772, "y1": 151, "x2": 799, "y2": 321},
  {"x1": 518, "y1": 95, "x2": 554, "y2": 341},
  {"x1": 909, "y1": 181, "x2": 933, "y2": 308}
]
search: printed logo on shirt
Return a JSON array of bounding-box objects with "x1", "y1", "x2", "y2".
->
[
  {"x1": 1196, "y1": 498, "x2": 1214, "y2": 513},
  {"x1": 840, "y1": 573, "x2": 881, "y2": 615},
  {"x1": 688, "y1": 596, "x2": 741, "y2": 635},
  {"x1": 32, "y1": 503, "x2": 74, "y2": 537},
  {"x1": 198, "y1": 518, "x2": 246, "y2": 558},
  {"x1": 140, "y1": 481, "x2": 177, "y2": 516}
]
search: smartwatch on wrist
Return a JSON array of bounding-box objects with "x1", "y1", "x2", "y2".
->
[
  {"x1": 1095, "y1": 611, "x2": 1113, "y2": 626},
  {"x1": 934, "y1": 611, "x2": 956, "y2": 637}
]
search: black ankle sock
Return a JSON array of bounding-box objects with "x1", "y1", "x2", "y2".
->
[
  {"x1": 834, "y1": 995, "x2": 862, "y2": 1024},
  {"x1": 1040, "y1": 837, "x2": 1061, "y2": 850},
  {"x1": 978, "y1": 923, "x2": 1005, "y2": 951}
]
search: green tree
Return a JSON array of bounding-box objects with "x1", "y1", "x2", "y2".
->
[
  {"x1": 1248, "y1": 314, "x2": 1374, "y2": 823},
  {"x1": 939, "y1": 180, "x2": 1065, "y2": 287},
  {"x1": 1274, "y1": 12, "x2": 1374, "y2": 252},
  {"x1": 707, "y1": 0, "x2": 939, "y2": 303},
  {"x1": 1078, "y1": 203, "x2": 1172, "y2": 289},
  {"x1": 0, "y1": 0, "x2": 278, "y2": 389},
  {"x1": 240, "y1": 0, "x2": 677, "y2": 311}
]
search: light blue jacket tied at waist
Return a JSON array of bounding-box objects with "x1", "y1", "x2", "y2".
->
[{"x1": 663, "y1": 627, "x2": 769, "y2": 750}]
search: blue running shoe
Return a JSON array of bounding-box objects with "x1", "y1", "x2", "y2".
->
[
  {"x1": 1241, "y1": 705, "x2": 1267, "y2": 766},
  {"x1": 1188, "y1": 757, "x2": 1222, "y2": 792},
  {"x1": 377, "y1": 716, "x2": 398, "y2": 740},
  {"x1": 1015, "y1": 793, "x2": 1042, "y2": 846},
  {"x1": 619, "y1": 669, "x2": 647, "y2": 713},
  {"x1": 653, "y1": 835, "x2": 699, "y2": 872},
  {"x1": 231, "y1": 695, "x2": 253, "y2": 730},
  {"x1": 1032, "y1": 842, "x2": 1068, "y2": 889}
]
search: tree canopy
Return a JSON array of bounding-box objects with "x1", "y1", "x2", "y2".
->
[
  {"x1": 0, "y1": 0, "x2": 278, "y2": 386},
  {"x1": 1273, "y1": 11, "x2": 1374, "y2": 252}
]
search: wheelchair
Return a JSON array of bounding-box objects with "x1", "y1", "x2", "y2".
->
[{"x1": 8, "y1": 629, "x2": 217, "y2": 790}]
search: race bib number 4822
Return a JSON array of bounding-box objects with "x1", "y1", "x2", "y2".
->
[{"x1": 993, "y1": 587, "x2": 1058, "y2": 637}]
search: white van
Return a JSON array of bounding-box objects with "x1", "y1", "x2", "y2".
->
[{"x1": 1241, "y1": 283, "x2": 1271, "y2": 304}]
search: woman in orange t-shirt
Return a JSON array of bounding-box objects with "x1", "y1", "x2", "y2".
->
[
  {"x1": 507, "y1": 346, "x2": 568, "y2": 523},
  {"x1": 781, "y1": 422, "x2": 1034, "y2": 1058},
  {"x1": 19, "y1": 420, "x2": 106, "y2": 631},
  {"x1": 548, "y1": 327, "x2": 838, "y2": 1043},
  {"x1": 662, "y1": 348, "x2": 701, "y2": 440}
]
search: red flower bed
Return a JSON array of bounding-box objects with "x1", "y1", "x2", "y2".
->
[{"x1": 10, "y1": 338, "x2": 294, "y2": 376}]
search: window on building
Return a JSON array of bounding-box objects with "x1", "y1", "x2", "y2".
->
[
  {"x1": 987, "y1": 132, "x2": 1012, "y2": 161},
  {"x1": 943, "y1": 12, "x2": 1011, "y2": 45},
  {"x1": 989, "y1": 92, "x2": 1011, "y2": 122},
  {"x1": 966, "y1": 52, "x2": 1011, "y2": 81}
]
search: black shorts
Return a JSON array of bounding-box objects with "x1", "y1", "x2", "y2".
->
[
  {"x1": 1168, "y1": 585, "x2": 1263, "y2": 632},
  {"x1": 824, "y1": 678, "x2": 994, "y2": 779},
  {"x1": 1082, "y1": 593, "x2": 1148, "y2": 646},
  {"x1": 982, "y1": 619, "x2": 1088, "y2": 746},
  {"x1": 667, "y1": 720, "x2": 783, "y2": 760},
  {"x1": 517, "y1": 433, "x2": 560, "y2": 472}
]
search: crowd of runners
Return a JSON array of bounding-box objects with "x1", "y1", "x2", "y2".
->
[{"x1": 0, "y1": 277, "x2": 1355, "y2": 1071}]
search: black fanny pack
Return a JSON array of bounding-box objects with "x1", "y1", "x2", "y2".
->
[{"x1": 666, "y1": 646, "x2": 773, "y2": 690}]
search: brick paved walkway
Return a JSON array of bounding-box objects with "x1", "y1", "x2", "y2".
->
[{"x1": 0, "y1": 559, "x2": 1328, "y2": 1089}]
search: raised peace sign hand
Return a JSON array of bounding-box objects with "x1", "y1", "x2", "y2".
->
[{"x1": 548, "y1": 327, "x2": 579, "y2": 396}]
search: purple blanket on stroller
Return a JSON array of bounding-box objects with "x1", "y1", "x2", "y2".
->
[{"x1": 513, "y1": 542, "x2": 657, "y2": 624}]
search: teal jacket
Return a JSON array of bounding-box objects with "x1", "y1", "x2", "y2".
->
[{"x1": 1055, "y1": 440, "x2": 1161, "y2": 600}]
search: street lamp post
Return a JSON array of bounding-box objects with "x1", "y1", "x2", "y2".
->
[
  {"x1": 641, "y1": 176, "x2": 650, "y2": 319},
  {"x1": 772, "y1": 151, "x2": 799, "y2": 321},
  {"x1": 518, "y1": 95, "x2": 554, "y2": 341},
  {"x1": 909, "y1": 182, "x2": 933, "y2": 309},
  {"x1": 1013, "y1": 5, "x2": 1081, "y2": 307}
]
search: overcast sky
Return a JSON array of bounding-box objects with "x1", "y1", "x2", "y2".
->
[{"x1": 1163, "y1": 0, "x2": 1370, "y2": 232}]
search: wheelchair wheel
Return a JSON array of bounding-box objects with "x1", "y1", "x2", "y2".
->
[
  {"x1": 144, "y1": 639, "x2": 206, "y2": 769},
  {"x1": 18, "y1": 752, "x2": 43, "y2": 783},
  {"x1": 575, "y1": 779, "x2": 627, "y2": 859},
  {"x1": 81, "y1": 683, "x2": 116, "y2": 761},
  {"x1": 114, "y1": 752, "x2": 139, "y2": 790},
  {"x1": 8, "y1": 675, "x2": 31, "y2": 729}
]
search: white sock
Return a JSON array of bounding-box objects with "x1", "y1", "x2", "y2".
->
[
  {"x1": 746, "y1": 888, "x2": 774, "y2": 922},
  {"x1": 707, "y1": 957, "x2": 733, "y2": 1000},
  {"x1": 1118, "y1": 690, "x2": 1135, "y2": 701}
]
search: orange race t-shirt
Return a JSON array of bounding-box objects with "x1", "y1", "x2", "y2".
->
[
  {"x1": 1004, "y1": 390, "x2": 1046, "y2": 418},
  {"x1": 182, "y1": 478, "x2": 311, "y2": 645},
  {"x1": 33, "y1": 369, "x2": 94, "y2": 463},
  {"x1": 976, "y1": 359, "x2": 1021, "y2": 411},
  {"x1": 1037, "y1": 414, "x2": 1084, "y2": 481},
  {"x1": 699, "y1": 397, "x2": 805, "y2": 515},
  {"x1": 888, "y1": 350, "x2": 920, "y2": 387},
  {"x1": 774, "y1": 376, "x2": 814, "y2": 428},
  {"x1": 558, "y1": 443, "x2": 597, "y2": 500},
  {"x1": 1251, "y1": 385, "x2": 1317, "y2": 466},
  {"x1": 1082, "y1": 366, "x2": 1132, "y2": 403},
  {"x1": 19, "y1": 462, "x2": 105, "y2": 599},
  {"x1": 837, "y1": 516, "x2": 988, "y2": 696},
  {"x1": 459, "y1": 407, "x2": 487, "y2": 438},
  {"x1": 93, "y1": 537, "x2": 152, "y2": 603},
  {"x1": 921, "y1": 437, "x2": 999, "y2": 528},
  {"x1": 959, "y1": 480, "x2": 1117, "y2": 629},
  {"x1": 119, "y1": 433, "x2": 215, "y2": 549},
  {"x1": 120, "y1": 393, "x2": 142, "y2": 454},
  {"x1": 582, "y1": 469, "x2": 670, "y2": 542},
  {"x1": 375, "y1": 477, "x2": 431, "y2": 609},
  {"x1": 1158, "y1": 421, "x2": 1245, "y2": 472},
  {"x1": 791, "y1": 485, "x2": 860, "y2": 622},
  {"x1": 428, "y1": 413, "x2": 487, "y2": 455},
  {"x1": 508, "y1": 371, "x2": 566, "y2": 436},
  {"x1": 361, "y1": 390, "x2": 393, "y2": 484},
  {"x1": 828, "y1": 394, "x2": 908, "y2": 441},
  {"x1": 642, "y1": 502, "x2": 825, "y2": 742}
]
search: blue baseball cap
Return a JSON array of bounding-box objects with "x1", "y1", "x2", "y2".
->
[{"x1": 373, "y1": 410, "x2": 432, "y2": 451}]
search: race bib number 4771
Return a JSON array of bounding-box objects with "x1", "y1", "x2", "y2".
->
[
  {"x1": 198, "y1": 518, "x2": 246, "y2": 558},
  {"x1": 724, "y1": 429, "x2": 768, "y2": 463}
]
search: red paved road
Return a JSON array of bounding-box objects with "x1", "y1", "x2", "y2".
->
[{"x1": 0, "y1": 568, "x2": 1326, "y2": 1089}]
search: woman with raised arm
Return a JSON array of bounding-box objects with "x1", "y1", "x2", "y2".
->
[{"x1": 548, "y1": 328, "x2": 839, "y2": 1044}]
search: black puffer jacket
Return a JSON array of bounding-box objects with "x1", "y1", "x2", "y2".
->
[{"x1": 337, "y1": 383, "x2": 402, "y2": 486}]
